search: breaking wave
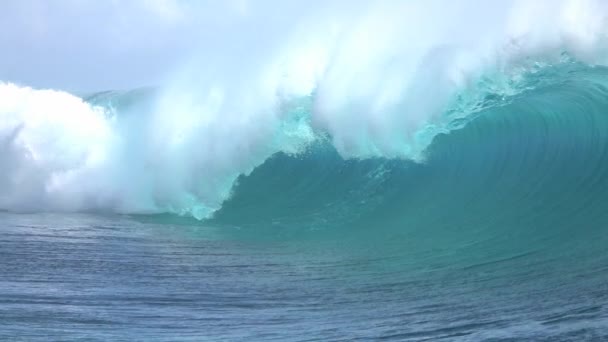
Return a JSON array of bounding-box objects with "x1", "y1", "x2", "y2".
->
[{"x1": 1, "y1": 0, "x2": 608, "y2": 223}]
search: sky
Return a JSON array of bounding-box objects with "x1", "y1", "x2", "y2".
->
[
  {"x1": 2, "y1": 0, "x2": 604, "y2": 93},
  {"x1": 0, "y1": 0, "x2": 310, "y2": 92},
  {"x1": 0, "y1": 0, "x2": 511, "y2": 92}
]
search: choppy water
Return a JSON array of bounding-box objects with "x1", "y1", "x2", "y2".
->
[{"x1": 1, "y1": 211, "x2": 608, "y2": 341}]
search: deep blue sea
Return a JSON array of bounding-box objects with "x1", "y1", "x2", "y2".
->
[{"x1": 2, "y1": 207, "x2": 608, "y2": 341}]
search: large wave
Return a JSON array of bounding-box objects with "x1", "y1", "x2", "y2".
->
[{"x1": 1, "y1": 0, "x2": 608, "y2": 220}]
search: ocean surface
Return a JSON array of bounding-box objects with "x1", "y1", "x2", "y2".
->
[
  {"x1": 3, "y1": 31, "x2": 608, "y2": 341},
  {"x1": 1, "y1": 206, "x2": 608, "y2": 341}
]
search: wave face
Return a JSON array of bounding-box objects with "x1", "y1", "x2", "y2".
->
[{"x1": 211, "y1": 61, "x2": 608, "y2": 236}]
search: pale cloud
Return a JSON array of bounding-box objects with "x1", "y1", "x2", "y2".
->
[{"x1": 0, "y1": 0, "x2": 246, "y2": 91}]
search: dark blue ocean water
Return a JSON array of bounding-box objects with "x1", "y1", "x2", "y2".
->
[{"x1": 1, "y1": 206, "x2": 607, "y2": 342}]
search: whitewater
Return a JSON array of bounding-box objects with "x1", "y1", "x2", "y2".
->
[
  {"x1": 3, "y1": 0, "x2": 608, "y2": 340},
  {"x1": 1, "y1": 0, "x2": 607, "y2": 219}
]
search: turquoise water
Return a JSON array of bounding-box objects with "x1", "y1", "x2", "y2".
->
[{"x1": 2, "y1": 61, "x2": 608, "y2": 340}]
